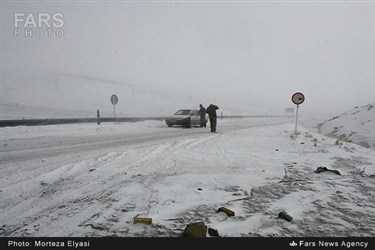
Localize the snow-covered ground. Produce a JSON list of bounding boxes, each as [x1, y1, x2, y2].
[[317, 104, 375, 150], [0, 112, 374, 237]]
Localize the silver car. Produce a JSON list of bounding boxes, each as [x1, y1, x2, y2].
[[165, 109, 207, 128]]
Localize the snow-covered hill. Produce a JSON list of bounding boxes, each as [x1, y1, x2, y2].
[[317, 104, 375, 149]]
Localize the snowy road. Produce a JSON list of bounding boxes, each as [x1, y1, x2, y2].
[[1, 117, 374, 237], [1, 129, 198, 163], [1, 118, 286, 163]]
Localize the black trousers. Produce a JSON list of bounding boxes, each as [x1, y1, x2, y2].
[[200, 116, 206, 127], [209, 116, 217, 132]]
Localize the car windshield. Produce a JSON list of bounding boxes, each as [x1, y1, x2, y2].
[[174, 110, 191, 115]]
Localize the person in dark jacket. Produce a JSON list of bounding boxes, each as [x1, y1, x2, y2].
[[205, 104, 219, 132], [198, 104, 206, 127]]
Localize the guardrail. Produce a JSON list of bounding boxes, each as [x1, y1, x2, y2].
[[0, 115, 291, 127], [0, 117, 167, 127]]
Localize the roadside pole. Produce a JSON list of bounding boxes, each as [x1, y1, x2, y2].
[[294, 105, 299, 134], [291, 92, 305, 134], [110, 94, 118, 123]]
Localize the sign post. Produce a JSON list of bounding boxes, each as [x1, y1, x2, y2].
[[291, 92, 305, 134], [110, 94, 118, 122]]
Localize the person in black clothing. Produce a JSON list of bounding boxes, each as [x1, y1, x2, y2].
[[198, 104, 206, 127], [205, 104, 219, 132]]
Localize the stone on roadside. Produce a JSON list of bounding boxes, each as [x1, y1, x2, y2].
[[217, 207, 235, 217], [182, 222, 207, 237], [278, 211, 293, 222], [208, 228, 219, 237]]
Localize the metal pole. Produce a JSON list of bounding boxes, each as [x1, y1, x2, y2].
[[295, 104, 299, 134], [97, 109, 100, 125], [113, 105, 116, 122]]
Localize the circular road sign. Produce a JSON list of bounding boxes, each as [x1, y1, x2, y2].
[[110, 94, 118, 105], [291, 92, 305, 105]]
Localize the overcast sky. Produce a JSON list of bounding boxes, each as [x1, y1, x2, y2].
[[1, 0, 374, 118]]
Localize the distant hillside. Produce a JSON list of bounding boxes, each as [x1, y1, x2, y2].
[[0, 73, 269, 119], [317, 104, 375, 149]]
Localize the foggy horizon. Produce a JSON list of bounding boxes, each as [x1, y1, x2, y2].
[[1, 1, 374, 119]]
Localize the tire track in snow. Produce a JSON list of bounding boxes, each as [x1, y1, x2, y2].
[[0, 133, 217, 236], [80, 134, 218, 236], [0, 151, 126, 236]]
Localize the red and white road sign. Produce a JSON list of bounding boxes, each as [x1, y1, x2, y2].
[[291, 92, 305, 105]]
